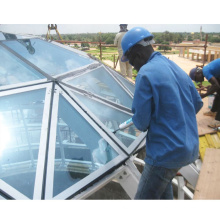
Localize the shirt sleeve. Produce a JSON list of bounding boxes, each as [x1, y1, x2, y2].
[[203, 66, 213, 81], [132, 73, 153, 132]]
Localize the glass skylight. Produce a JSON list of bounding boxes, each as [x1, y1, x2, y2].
[[65, 66, 133, 108], [0, 45, 45, 87], [68, 89, 141, 149], [0, 32, 146, 200], [3, 39, 95, 76], [0, 88, 46, 199], [52, 95, 119, 197]]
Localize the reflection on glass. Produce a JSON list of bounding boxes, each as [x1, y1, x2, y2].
[[0, 46, 45, 87], [0, 89, 46, 199], [109, 68, 135, 95], [67, 67, 133, 109], [53, 95, 118, 197], [3, 39, 94, 76], [72, 91, 140, 148]]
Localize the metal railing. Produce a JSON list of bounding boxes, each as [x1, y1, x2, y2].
[[54, 34, 220, 70]]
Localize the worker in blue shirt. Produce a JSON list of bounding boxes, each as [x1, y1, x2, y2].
[[121, 27, 203, 199], [189, 58, 220, 128]]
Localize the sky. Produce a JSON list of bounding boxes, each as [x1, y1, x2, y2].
[[0, 24, 220, 36], [1, 0, 220, 36]]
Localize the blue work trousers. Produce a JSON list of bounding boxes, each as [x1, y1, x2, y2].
[[134, 163, 179, 200]]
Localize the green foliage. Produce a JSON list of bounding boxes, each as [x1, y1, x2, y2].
[[187, 35, 193, 41], [194, 81, 211, 88], [81, 43, 90, 47], [158, 41, 172, 52], [42, 31, 220, 45], [208, 35, 220, 43], [153, 31, 185, 44]]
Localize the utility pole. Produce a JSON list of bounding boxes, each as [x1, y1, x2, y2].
[[203, 34, 208, 67], [99, 32, 102, 61], [200, 26, 202, 41]]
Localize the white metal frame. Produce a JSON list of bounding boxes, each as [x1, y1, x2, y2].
[[0, 79, 48, 92], [0, 83, 53, 199], [178, 163, 200, 188], [73, 158, 141, 200], [45, 85, 128, 200]]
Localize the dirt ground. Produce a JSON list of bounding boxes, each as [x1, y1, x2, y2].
[[104, 54, 203, 73], [103, 54, 215, 136]]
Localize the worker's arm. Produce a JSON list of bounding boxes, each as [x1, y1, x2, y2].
[[132, 74, 152, 132], [201, 76, 220, 98]]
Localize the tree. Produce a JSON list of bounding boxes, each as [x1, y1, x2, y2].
[[187, 35, 193, 41], [105, 36, 114, 44], [81, 43, 90, 48], [158, 41, 172, 53]]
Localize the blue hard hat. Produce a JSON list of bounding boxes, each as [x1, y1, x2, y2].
[[121, 27, 154, 62], [189, 68, 197, 81]]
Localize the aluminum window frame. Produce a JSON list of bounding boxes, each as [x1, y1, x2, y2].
[[45, 84, 128, 200], [60, 81, 132, 113], [0, 83, 52, 199], [62, 65, 133, 109], [0, 79, 48, 92], [53, 63, 99, 79]]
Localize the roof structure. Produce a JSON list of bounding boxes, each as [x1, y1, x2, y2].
[[0, 32, 147, 199]]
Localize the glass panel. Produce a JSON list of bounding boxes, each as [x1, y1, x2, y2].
[[72, 91, 141, 148], [3, 39, 94, 76], [109, 68, 135, 95], [66, 66, 133, 109], [0, 89, 46, 199], [0, 45, 45, 87], [0, 33, 5, 40], [53, 95, 118, 197]]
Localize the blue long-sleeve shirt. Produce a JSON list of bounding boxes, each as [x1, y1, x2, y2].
[[203, 58, 220, 80], [132, 52, 203, 169]]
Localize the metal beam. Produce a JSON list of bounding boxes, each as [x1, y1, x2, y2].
[[178, 163, 199, 188]]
